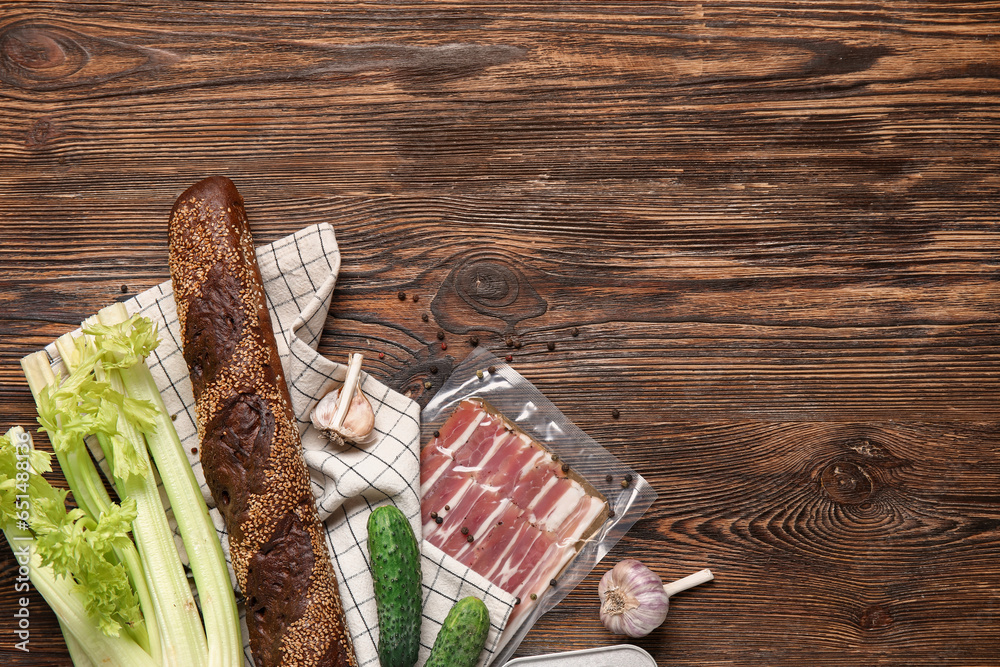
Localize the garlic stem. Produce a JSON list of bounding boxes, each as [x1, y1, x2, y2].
[[662, 569, 714, 597], [331, 353, 364, 431]]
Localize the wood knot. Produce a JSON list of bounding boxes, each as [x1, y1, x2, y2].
[[431, 255, 546, 333], [25, 117, 57, 148], [0, 22, 88, 86], [820, 459, 874, 505], [859, 604, 893, 631]]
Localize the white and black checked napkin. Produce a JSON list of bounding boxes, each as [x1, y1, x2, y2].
[[40, 223, 516, 667]]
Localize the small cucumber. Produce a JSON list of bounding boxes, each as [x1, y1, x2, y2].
[[367, 504, 422, 667], [424, 596, 491, 667]]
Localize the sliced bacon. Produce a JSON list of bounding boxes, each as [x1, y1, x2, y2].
[[419, 399, 607, 634]]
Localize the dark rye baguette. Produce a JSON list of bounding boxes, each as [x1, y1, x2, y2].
[[168, 176, 357, 667]]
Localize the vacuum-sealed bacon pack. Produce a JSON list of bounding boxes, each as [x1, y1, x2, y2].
[[421, 348, 657, 665]]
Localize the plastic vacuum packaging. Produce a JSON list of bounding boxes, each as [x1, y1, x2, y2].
[[421, 348, 657, 666]]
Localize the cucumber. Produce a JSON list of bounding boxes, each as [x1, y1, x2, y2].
[[424, 596, 491, 667], [367, 505, 422, 667]]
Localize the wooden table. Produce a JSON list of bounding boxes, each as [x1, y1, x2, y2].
[[2, 2, 998, 665]]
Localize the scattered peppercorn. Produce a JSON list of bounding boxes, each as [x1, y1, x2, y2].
[[514, 597, 521, 605], [608, 509, 616, 518], [530, 593, 537, 600], [550, 579, 557, 587], [514, 339, 522, 349], [190, 447, 198, 455], [435, 516, 443, 524], [571, 327, 580, 337], [412, 294, 420, 303], [497, 521, 503, 526], [621, 479, 630, 489], [612, 408, 621, 419], [421, 313, 429, 322], [466, 535, 474, 543], [476, 370, 484, 380], [505, 354, 513, 362], [398, 291, 406, 300], [469, 335, 479, 346], [430, 511, 438, 519], [625, 473, 634, 484], [430, 365, 439, 374], [605, 474, 613, 483], [547, 341, 556, 351], [120, 284, 128, 293], [561, 463, 570, 473], [424, 380, 432, 389], [505, 337, 514, 347], [378, 351, 385, 359], [551, 453, 559, 461], [171, 414, 178, 422], [488, 365, 497, 373], [441, 342, 447, 350], [444, 505, 450, 511], [433, 430, 440, 438], [461, 527, 469, 535], [437, 330, 445, 340]]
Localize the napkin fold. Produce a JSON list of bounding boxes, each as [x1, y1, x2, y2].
[[40, 223, 515, 667]]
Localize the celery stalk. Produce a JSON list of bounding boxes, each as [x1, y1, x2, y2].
[[0, 427, 155, 667], [3, 537, 158, 667], [61, 331, 209, 667], [20, 351, 159, 659], [97, 303, 242, 667]]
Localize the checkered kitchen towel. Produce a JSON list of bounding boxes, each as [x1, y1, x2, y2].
[[40, 223, 515, 667]]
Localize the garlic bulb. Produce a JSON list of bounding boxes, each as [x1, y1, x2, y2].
[[311, 353, 375, 447], [598, 559, 713, 637]]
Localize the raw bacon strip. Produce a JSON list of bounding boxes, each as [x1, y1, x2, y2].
[[477, 435, 547, 497], [523, 477, 585, 530], [434, 488, 509, 560], [458, 502, 524, 567], [452, 414, 511, 471], [420, 404, 485, 496], [509, 496, 608, 622], [421, 468, 474, 540], [489, 525, 556, 592]]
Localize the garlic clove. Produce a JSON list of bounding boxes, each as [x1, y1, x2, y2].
[[335, 384, 375, 442], [311, 353, 376, 447]]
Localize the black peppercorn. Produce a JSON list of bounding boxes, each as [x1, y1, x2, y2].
[[421, 313, 429, 322], [435, 516, 443, 524], [469, 335, 479, 346], [437, 330, 445, 340], [398, 291, 406, 300], [547, 341, 556, 351], [612, 408, 620, 419]]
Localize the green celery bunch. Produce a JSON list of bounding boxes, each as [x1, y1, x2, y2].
[[0, 427, 157, 666], [13, 306, 241, 667]]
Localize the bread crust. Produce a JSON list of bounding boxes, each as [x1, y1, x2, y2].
[[169, 176, 357, 667]]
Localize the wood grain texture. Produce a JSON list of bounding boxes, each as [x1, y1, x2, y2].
[[1, 1, 998, 665]]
